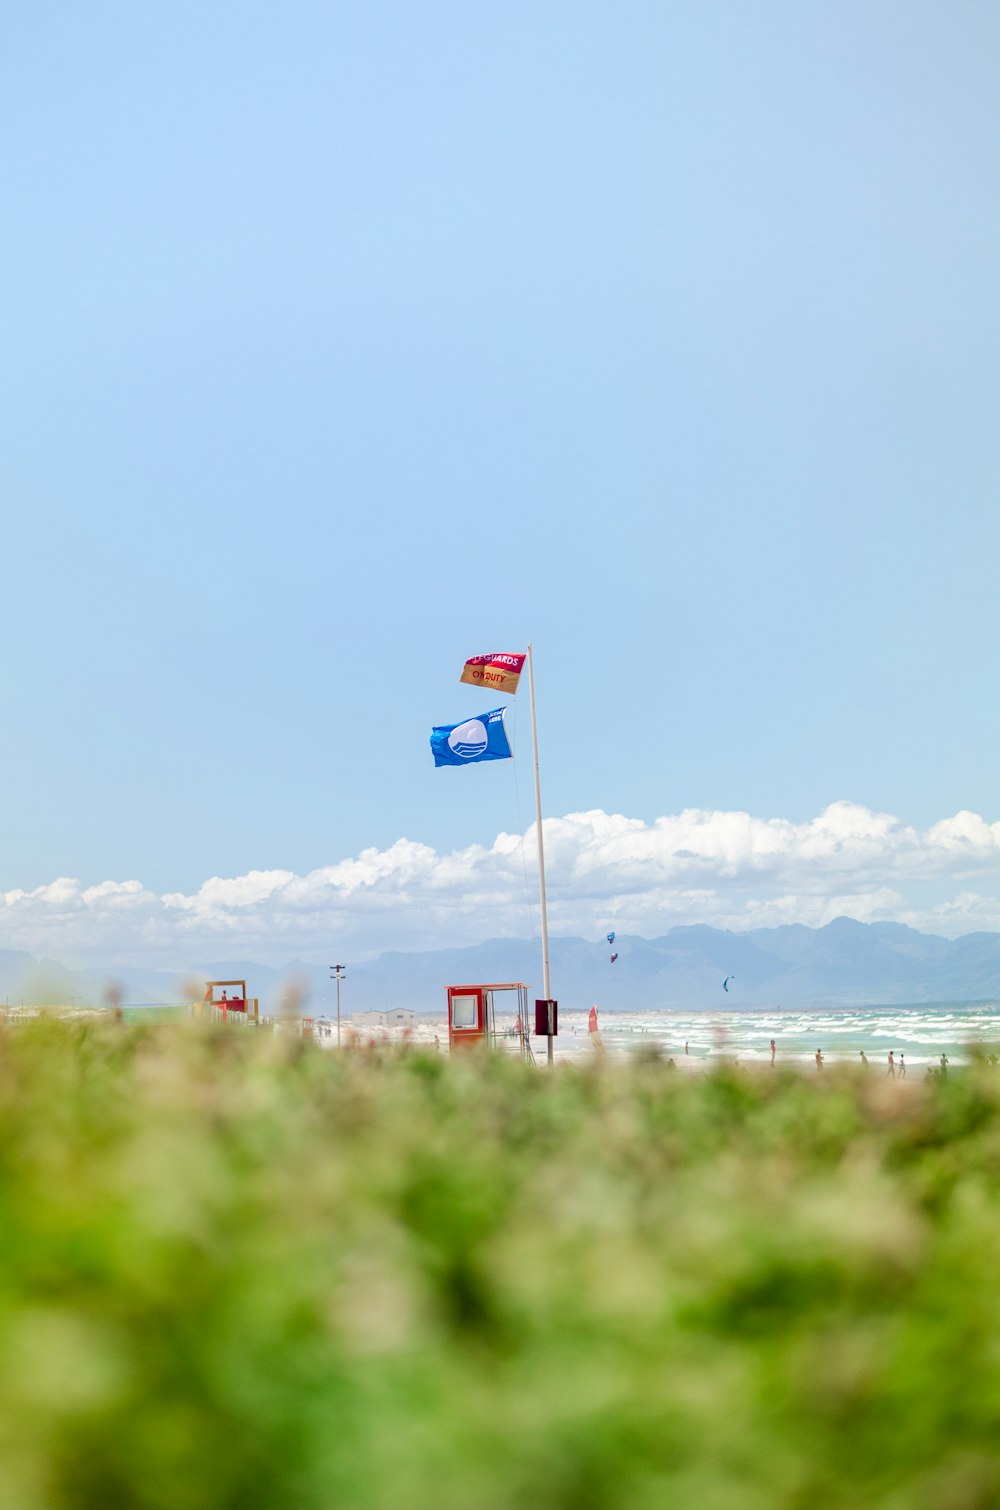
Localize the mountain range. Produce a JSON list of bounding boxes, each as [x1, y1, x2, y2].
[[4, 918, 1000, 1016]]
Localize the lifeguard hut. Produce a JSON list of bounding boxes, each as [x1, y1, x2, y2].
[[202, 979, 259, 1024], [446, 982, 533, 1060]]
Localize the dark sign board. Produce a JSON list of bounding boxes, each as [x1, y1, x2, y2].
[[534, 999, 558, 1036]]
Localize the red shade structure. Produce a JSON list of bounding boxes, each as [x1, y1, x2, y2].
[[201, 980, 259, 1024]]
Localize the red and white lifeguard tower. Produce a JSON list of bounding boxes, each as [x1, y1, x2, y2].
[[446, 982, 533, 1060], [202, 979, 259, 1024]]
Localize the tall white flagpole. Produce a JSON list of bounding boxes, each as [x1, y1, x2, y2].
[[526, 642, 553, 1065]]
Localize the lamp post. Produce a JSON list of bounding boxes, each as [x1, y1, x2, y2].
[[330, 964, 345, 1047]]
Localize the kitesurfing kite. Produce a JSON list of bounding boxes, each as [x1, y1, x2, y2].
[[723, 975, 734, 992], [610, 952, 619, 964], [606, 931, 615, 944]]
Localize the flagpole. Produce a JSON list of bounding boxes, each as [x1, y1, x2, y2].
[[526, 642, 553, 1065]]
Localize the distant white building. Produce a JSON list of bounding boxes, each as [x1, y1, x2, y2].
[[351, 1008, 418, 1031]]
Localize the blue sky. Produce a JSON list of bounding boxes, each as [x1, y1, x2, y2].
[[3, 3, 1000, 965]]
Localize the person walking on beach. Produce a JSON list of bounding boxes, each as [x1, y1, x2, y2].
[[940, 1053, 949, 1078], [684, 1041, 689, 1055], [898, 1053, 906, 1079], [770, 1038, 776, 1067], [815, 1048, 823, 1071], [887, 1051, 895, 1079], [860, 1050, 868, 1066]]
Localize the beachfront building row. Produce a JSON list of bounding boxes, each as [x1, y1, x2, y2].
[[349, 1009, 420, 1032]]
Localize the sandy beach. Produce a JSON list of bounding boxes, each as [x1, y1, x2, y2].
[[335, 1005, 985, 1078]]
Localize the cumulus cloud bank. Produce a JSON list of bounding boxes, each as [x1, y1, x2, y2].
[[5, 802, 1000, 967]]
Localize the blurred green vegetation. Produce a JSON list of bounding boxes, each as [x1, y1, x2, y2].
[[0, 1021, 999, 1509]]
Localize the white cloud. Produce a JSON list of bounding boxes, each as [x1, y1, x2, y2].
[[4, 801, 1000, 968]]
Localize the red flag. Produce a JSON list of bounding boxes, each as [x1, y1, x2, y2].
[[460, 652, 526, 696]]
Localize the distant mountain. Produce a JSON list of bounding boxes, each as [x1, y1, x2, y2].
[[334, 920, 1000, 1014], [0, 949, 89, 1007], [7, 920, 1000, 1016]]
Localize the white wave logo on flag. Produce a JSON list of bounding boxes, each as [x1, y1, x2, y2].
[[447, 718, 489, 759], [430, 706, 511, 767]]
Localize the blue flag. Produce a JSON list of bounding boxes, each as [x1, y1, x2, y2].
[[430, 706, 512, 767]]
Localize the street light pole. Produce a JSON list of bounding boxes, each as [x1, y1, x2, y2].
[[330, 964, 345, 1047]]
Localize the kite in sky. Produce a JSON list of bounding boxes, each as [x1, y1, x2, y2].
[[723, 976, 734, 992], [610, 952, 619, 964], [606, 931, 615, 944]]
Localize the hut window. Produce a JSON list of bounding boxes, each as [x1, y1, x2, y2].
[[451, 994, 478, 1028]]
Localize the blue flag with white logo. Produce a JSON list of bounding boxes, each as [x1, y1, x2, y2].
[[430, 706, 512, 767]]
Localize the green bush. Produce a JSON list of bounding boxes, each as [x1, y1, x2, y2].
[[0, 1020, 998, 1508]]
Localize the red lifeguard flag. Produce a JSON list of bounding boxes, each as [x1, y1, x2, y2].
[[588, 1006, 599, 1034], [460, 652, 526, 696]]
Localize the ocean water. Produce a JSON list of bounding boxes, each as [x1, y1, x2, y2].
[[495, 1004, 1000, 1070]]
